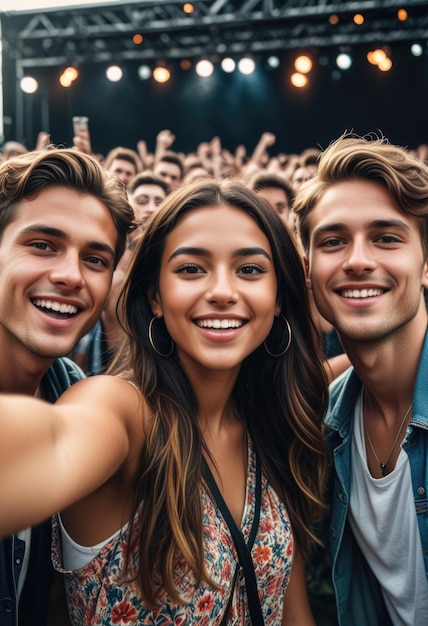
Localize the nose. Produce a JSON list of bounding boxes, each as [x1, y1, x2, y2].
[[49, 250, 84, 290], [205, 267, 239, 305], [342, 237, 377, 274], [146, 199, 157, 215]]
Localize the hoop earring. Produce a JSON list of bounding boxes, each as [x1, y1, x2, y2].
[[264, 314, 292, 357], [148, 316, 174, 357]]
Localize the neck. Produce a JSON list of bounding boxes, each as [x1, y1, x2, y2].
[[341, 317, 426, 409], [0, 341, 52, 396]]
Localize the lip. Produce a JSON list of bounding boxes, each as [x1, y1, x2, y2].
[[193, 315, 248, 341], [334, 284, 388, 306], [31, 296, 86, 325]]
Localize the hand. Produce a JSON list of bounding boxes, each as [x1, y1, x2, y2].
[[260, 132, 276, 148], [156, 129, 175, 151], [35, 131, 51, 151], [72, 128, 92, 154]]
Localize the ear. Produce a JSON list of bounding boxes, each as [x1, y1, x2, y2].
[[303, 255, 312, 289], [274, 302, 281, 317], [147, 287, 163, 318], [421, 258, 428, 291]]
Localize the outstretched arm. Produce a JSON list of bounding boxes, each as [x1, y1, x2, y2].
[[0, 376, 141, 537]]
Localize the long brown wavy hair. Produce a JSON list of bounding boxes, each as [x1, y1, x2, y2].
[[113, 179, 328, 607]]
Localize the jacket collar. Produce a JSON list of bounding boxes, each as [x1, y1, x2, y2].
[[326, 329, 428, 436]]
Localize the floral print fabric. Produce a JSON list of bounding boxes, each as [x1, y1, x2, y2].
[[52, 440, 293, 624]]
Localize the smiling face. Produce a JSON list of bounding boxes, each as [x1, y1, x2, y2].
[[0, 186, 118, 362], [150, 204, 279, 379], [305, 179, 428, 345]]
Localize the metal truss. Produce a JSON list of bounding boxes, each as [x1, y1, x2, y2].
[[2, 0, 428, 69]]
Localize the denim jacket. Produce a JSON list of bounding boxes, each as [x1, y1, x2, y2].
[[0, 358, 84, 626], [325, 331, 428, 626]]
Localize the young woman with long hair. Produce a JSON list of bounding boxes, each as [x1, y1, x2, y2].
[[0, 179, 328, 624]]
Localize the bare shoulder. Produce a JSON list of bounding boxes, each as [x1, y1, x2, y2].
[[56, 374, 146, 435]]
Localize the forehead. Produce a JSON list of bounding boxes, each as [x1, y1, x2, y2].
[[110, 158, 135, 172], [155, 161, 181, 175], [257, 187, 288, 203], [6, 186, 117, 243], [132, 183, 166, 198], [308, 179, 412, 234], [164, 204, 270, 250]]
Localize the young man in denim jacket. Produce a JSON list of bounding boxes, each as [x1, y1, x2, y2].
[[0, 147, 134, 625], [294, 133, 428, 626]]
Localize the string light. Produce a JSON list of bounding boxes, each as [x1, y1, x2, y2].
[[294, 55, 312, 73], [153, 66, 170, 83]]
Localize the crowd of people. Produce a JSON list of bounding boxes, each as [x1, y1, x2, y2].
[[0, 127, 427, 626]]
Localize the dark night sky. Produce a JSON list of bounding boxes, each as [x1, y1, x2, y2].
[[5, 41, 428, 158]]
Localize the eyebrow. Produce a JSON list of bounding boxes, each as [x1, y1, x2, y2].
[[312, 218, 412, 239], [168, 246, 272, 262], [20, 225, 116, 258]]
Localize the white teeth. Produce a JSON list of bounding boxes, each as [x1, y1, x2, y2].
[[33, 298, 78, 315], [196, 319, 243, 329], [341, 288, 384, 299]]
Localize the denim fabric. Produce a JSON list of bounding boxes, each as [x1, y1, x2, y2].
[[325, 331, 428, 625]]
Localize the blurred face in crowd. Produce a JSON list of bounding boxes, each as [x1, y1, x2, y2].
[[107, 159, 137, 188], [255, 186, 295, 234], [153, 161, 182, 192], [291, 166, 312, 193], [129, 183, 166, 226]]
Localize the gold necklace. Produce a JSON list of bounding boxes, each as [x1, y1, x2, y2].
[[364, 401, 412, 477]]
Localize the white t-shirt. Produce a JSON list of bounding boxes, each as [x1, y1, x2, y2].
[[349, 391, 428, 626]]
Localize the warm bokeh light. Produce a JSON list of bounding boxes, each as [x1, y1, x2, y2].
[[290, 72, 307, 88], [180, 59, 192, 70], [329, 14, 339, 25], [133, 33, 143, 45], [294, 55, 312, 73], [153, 66, 171, 83], [59, 66, 79, 87], [378, 58, 393, 72], [353, 14, 364, 26], [106, 65, 123, 82], [367, 49, 387, 65], [221, 58, 236, 73], [238, 57, 255, 75], [183, 3, 194, 14], [195, 59, 214, 77], [397, 8, 408, 22], [20, 76, 38, 93]]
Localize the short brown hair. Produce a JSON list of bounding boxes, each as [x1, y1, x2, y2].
[[294, 132, 428, 255], [0, 147, 136, 265]]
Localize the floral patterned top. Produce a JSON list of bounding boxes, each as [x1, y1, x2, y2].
[[52, 440, 293, 624]]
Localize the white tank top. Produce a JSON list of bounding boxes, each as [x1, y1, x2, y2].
[[58, 514, 122, 571], [349, 391, 428, 626]]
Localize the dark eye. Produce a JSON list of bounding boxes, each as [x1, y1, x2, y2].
[[322, 238, 343, 247], [85, 256, 108, 267], [176, 263, 202, 274], [31, 241, 52, 251], [238, 264, 265, 275], [377, 235, 400, 244]]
